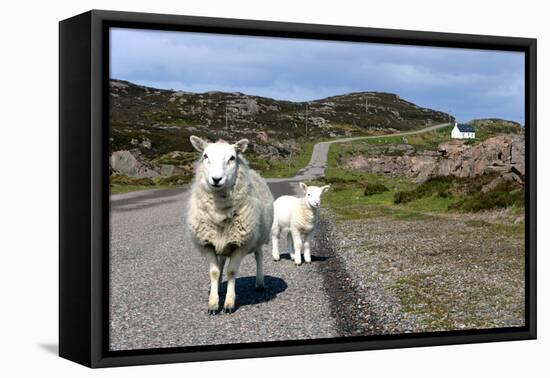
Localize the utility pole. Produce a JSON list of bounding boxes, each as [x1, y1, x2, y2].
[[305, 103, 309, 138], [365, 98, 368, 113], [225, 103, 229, 130]]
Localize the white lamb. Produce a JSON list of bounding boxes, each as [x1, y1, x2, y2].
[[271, 183, 330, 265], [187, 136, 274, 314]]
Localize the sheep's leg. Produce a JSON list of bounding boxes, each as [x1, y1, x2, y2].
[[287, 232, 295, 260], [223, 253, 244, 313], [204, 249, 221, 315], [217, 256, 226, 286], [291, 229, 303, 265], [271, 225, 281, 261], [254, 249, 265, 290], [304, 232, 313, 264]]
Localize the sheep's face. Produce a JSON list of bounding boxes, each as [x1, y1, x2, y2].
[[190, 136, 248, 192], [299, 183, 330, 209]]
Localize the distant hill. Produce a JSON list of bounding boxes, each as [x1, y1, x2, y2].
[[469, 118, 523, 141], [470, 118, 522, 131], [109, 79, 452, 160]]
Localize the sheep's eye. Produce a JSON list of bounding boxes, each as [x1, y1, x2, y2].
[[203, 154, 208, 159], [307, 194, 311, 196], [229, 156, 236, 162]]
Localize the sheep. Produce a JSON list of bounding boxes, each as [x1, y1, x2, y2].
[[271, 183, 330, 265], [187, 136, 274, 314]]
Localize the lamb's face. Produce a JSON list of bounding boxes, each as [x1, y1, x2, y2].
[[299, 183, 330, 209], [190, 136, 248, 192]]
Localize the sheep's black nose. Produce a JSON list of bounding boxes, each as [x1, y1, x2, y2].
[[212, 177, 222, 184]]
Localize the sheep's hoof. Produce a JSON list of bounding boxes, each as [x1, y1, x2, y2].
[[272, 257, 280, 262], [207, 309, 218, 315], [305, 260, 312, 264], [222, 307, 235, 314], [294, 261, 302, 266]]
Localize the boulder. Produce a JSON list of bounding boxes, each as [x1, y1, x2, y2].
[[110, 150, 160, 178]]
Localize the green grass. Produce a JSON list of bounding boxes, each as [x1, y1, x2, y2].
[[465, 219, 525, 236], [404, 195, 462, 213], [470, 119, 522, 143], [110, 174, 191, 194], [154, 151, 198, 166], [251, 142, 315, 178], [391, 274, 455, 330], [349, 125, 453, 149], [449, 182, 524, 212], [317, 143, 524, 222], [393, 175, 524, 213], [364, 182, 389, 196], [311, 143, 431, 220], [394, 176, 455, 204]]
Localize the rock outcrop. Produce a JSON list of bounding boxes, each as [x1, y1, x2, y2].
[[344, 135, 525, 186], [110, 150, 160, 179]]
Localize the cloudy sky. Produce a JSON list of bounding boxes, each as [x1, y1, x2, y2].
[[110, 28, 525, 124]]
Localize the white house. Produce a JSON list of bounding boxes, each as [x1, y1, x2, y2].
[[451, 122, 476, 139]]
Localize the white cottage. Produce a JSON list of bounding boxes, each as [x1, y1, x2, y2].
[[451, 122, 476, 139]]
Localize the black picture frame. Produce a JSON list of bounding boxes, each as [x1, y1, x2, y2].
[[59, 9, 537, 368]]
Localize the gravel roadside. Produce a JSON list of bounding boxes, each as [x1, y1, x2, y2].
[[322, 208, 525, 334]]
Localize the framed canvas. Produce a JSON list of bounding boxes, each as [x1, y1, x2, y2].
[[59, 10, 537, 368]]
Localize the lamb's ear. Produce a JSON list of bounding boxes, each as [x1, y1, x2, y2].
[[299, 182, 308, 193], [322, 185, 331, 193], [190, 135, 209, 153], [233, 139, 249, 153]]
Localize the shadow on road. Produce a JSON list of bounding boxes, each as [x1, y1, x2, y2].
[[111, 198, 180, 213], [278, 253, 329, 262], [219, 275, 287, 311], [110, 187, 186, 207]]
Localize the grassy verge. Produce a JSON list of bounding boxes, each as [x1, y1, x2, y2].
[[311, 143, 524, 222], [249, 142, 315, 178], [109, 141, 314, 193], [110, 174, 191, 195], [348, 125, 453, 149]]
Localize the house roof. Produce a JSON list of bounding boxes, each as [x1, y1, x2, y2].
[[457, 123, 475, 133]]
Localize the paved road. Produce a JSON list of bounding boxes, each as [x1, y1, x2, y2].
[[110, 184, 341, 350], [289, 122, 450, 182], [109, 123, 450, 350]]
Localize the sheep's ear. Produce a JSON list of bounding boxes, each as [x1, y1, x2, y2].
[[233, 139, 249, 153], [299, 182, 308, 193], [322, 185, 331, 193], [190, 135, 209, 153]]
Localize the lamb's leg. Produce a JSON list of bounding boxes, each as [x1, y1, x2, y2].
[[204, 249, 221, 315], [271, 225, 281, 261], [223, 253, 244, 313], [254, 249, 265, 290], [304, 232, 313, 264], [291, 229, 303, 265], [287, 232, 295, 260]]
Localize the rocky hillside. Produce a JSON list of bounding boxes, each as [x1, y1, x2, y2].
[[468, 118, 523, 140], [109, 79, 451, 165], [344, 135, 525, 190]]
